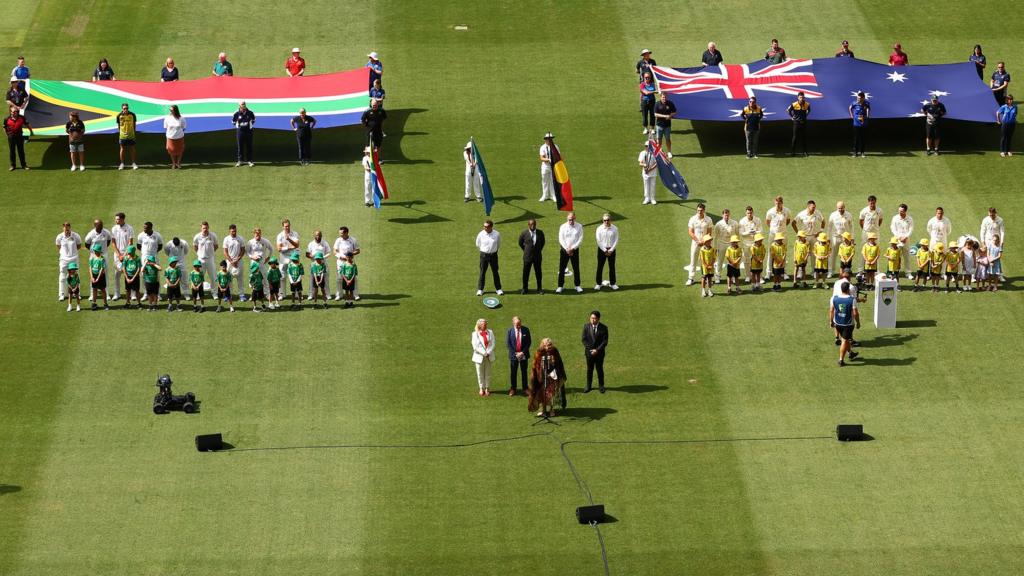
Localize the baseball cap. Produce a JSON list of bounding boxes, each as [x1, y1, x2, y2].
[[127, 245, 137, 254], [774, 232, 785, 241], [169, 256, 179, 264], [292, 47, 301, 53], [290, 252, 300, 261], [191, 259, 201, 266], [67, 261, 78, 270]]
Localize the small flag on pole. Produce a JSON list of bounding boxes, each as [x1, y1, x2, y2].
[[470, 138, 495, 216], [648, 139, 689, 200], [371, 148, 389, 210]]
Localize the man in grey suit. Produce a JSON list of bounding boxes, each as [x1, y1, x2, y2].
[[518, 219, 545, 294]]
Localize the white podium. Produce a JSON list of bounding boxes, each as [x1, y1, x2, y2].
[[873, 277, 898, 328]]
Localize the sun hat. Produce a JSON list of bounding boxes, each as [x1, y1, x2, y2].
[[817, 233, 828, 241], [292, 47, 301, 53], [920, 238, 930, 246], [842, 232, 852, 240], [92, 243, 103, 252], [314, 251, 324, 259], [701, 233, 712, 242], [67, 262, 78, 270], [640, 49, 652, 55], [797, 230, 807, 238], [290, 252, 300, 261], [754, 233, 765, 241], [250, 262, 259, 271], [192, 259, 201, 267], [367, 51, 379, 60], [146, 254, 156, 262], [269, 256, 278, 264], [169, 256, 179, 264], [774, 232, 785, 241], [729, 234, 740, 242], [867, 232, 878, 240]]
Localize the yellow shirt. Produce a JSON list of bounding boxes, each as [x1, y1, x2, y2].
[[945, 251, 960, 272], [770, 242, 787, 268], [725, 245, 742, 267], [862, 243, 880, 271], [917, 249, 931, 271], [699, 245, 716, 274], [885, 246, 901, 272], [794, 240, 810, 265], [838, 242, 856, 264], [749, 244, 766, 270], [813, 241, 830, 268], [930, 249, 945, 272]]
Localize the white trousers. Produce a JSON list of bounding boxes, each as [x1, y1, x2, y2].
[[642, 173, 656, 203], [741, 238, 755, 274], [465, 168, 481, 199], [113, 258, 124, 297], [364, 171, 373, 204], [687, 240, 700, 279], [198, 257, 217, 292], [228, 263, 246, 293], [475, 359, 492, 391], [540, 166, 555, 201], [714, 244, 729, 276], [829, 236, 843, 273], [897, 244, 911, 274], [58, 260, 76, 298]]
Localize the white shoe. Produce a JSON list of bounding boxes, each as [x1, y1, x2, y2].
[[708, 291, 714, 297], [117, 163, 124, 170], [650, 200, 657, 205], [131, 163, 138, 170], [783, 274, 791, 280], [594, 284, 601, 291], [235, 161, 241, 167], [611, 284, 619, 290], [67, 304, 72, 312], [685, 279, 694, 286], [70, 165, 76, 172], [76, 305, 81, 311], [643, 128, 649, 134], [334, 294, 341, 300], [354, 295, 361, 301], [575, 286, 583, 293], [642, 200, 650, 205], [230, 307, 235, 312], [538, 197, 546, 202], [476, 290, 483, 296], [496, 289, 504, 295], [306, 295, 313, 301], [79, 165, 85, 171], [248, 161, 254, 167], [907, 273, 914, 280], [667, 152, 673, 159], [555, 287, 563, 294]]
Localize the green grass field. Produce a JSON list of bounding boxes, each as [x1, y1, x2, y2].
[[2, 1, 1024, 574]]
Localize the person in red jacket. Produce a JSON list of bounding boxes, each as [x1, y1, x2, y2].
[[4, 105, 32, 170]]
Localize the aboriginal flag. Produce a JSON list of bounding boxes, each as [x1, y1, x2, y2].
[[550, 145, 573, 212]]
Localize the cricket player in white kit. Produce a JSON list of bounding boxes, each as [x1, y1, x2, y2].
[[858, 195, 884, 244], [926, 207, 952, 246], [55, 221, 82, 300], [276, 219, 300, 271], [109, 212, 134, 300], [246, 227, 273, 294], [712, 208, 739, 282], [686, 203, 713, 285], [827, 201, 854, 274], [84, 219, 112, 302], [306, 229, 331, 300], [332, 226, 361, 300], [765, 196, 791, 279], [980, 207, 1006, 279], [638, 143, 657, 205], [362, 147, 374, 207], [222, 224, 247, 298], [539, 132, 558, 202], [192, 222, 219, 289], [737, 206, 762, 281], [464, 142, 481, 202], [889, 203, 915, 278]]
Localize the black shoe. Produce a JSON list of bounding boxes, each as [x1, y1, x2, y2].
[[599, 387, 605, 394], [838, 359, 845, 367], [851, 340, 861, 347], [464, 197, 471, 203], [849, 351, 860, 360], [583, 387, 592, 393], [520, 289, 528, 295], [835, 338, 841, 346]]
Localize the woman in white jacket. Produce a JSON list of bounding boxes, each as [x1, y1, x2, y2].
[[471, 318, 495, 396]]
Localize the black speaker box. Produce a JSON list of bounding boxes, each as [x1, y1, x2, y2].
[[576, 504, 605, 524], [195, 433, 223, 452], [836, 424, 864, 441]]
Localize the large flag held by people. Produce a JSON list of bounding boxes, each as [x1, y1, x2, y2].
[[22, 69, 370, 136], [647, 139, 689, 200], [549, 144, 574, 212], [371, 149, 389, 210], [652, 58, 996, 122], [470, 138, 495, 216]]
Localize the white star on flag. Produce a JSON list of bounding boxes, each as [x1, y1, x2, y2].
[[920, 100, 931, 106], [850, 91, 872, 100], [928, 90, 950, 97], [886, 71, 907, 83]]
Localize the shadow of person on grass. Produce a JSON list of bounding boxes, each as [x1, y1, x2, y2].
[[854, 356, 917, 366], [0, 484, 22, 495], [609, 384, 669, 394], [556, 406, 617, 423], [858, 333, 918, 348], [387, 200, 452, 225]]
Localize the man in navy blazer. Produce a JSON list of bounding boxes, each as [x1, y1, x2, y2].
[[506, 315, 532, 396], [582, 310, 609, 393]]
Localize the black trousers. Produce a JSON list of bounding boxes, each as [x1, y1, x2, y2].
[[852, 126, 866, 154], [509, 357, 528, 390], [640, 99, 655, 128], [1000, 122, 1015, 154], [558, 249, 580, 288], [596, 250, 616, 285], [8, 134, 26, 168], [236, 129, 253, 162], [369, 130, 383, 150], [585, 351, 605, 389], [522, 259, 542, 291], [478, 252, 501, 291], [297, 133, 312, 161], [791, 122, 807, 154]]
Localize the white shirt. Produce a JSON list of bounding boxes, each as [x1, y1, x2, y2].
[[540, 143, 558, 168], [333, 236, 360, 261], [277, 230, 300, 257], [164, 239, 189, 260], [596, 224, 619, 251], [110, 223, 135, 253], [362, 155, 373, 173], [859, 206, 884, 233], [794, 209, 825, 236], [638, 149, 656, 174], [223, 234, 246, 261], [738, 215, 762, 237], [558, 221, 584, 250], [926, 216, 951, 245], [192, 231, 219, 259], [55, 231, 82, 263], [832, 279, 859, 308], [765, 206, 792, 234], [307, 239, 330, 259], [163, 115, 186, 140], [827, 210, 854, 237], [246, 237, 273, 261], [980, 215, 1005, 245], [688, 214, 713, 241], [890, 214, 914, 241], [84, 228, 112, 251], [713, 218, 739, 245], [476, 230, 500, 254], [137, 231, 164, 258], [464, 149, 475, 173]]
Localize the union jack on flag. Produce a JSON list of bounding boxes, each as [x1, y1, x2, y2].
[[652, 59, 821, 100]]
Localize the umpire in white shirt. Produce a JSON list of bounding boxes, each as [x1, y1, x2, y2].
[[557, 211, 584, 293], [595, 213, 619, 290], [56, 221, 83, 300], [890, 204, 915, 278], [686, 203, 713, 285], [476, 220, 503, 296], [246, 227, 273, 294], [222, 224, 247, 298], [110, 212, 134, 300], [192, 221, 219, 287]]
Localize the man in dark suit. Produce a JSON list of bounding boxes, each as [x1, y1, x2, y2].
[[581, 310, 609, 393], [505, 315, 532, 396], [518, 219, 545, 294]]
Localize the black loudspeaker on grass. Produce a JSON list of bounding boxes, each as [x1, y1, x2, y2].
[[836, 424, 865, 441], [195, 433, 223, 452], [576, 504, 606, 524]]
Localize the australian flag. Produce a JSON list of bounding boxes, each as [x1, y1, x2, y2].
[[652, 58, 996, 122], [647, 139, 688, 200]]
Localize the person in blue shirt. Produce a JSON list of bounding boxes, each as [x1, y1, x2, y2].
[[369, 79, 385, 109], [997, 94, 1017, 157], [849, 92, 870, 157], [366, 51, 382, 90], [991, 62, 1011, 106], [232, 101, 256, 166], [11, 56, 29, 89], [161, 58, 179, 82], [829, 281, 860, 367], [639, 73, 656, 134], [969, 45, 987, 80], [922, 96, 946, 156]]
